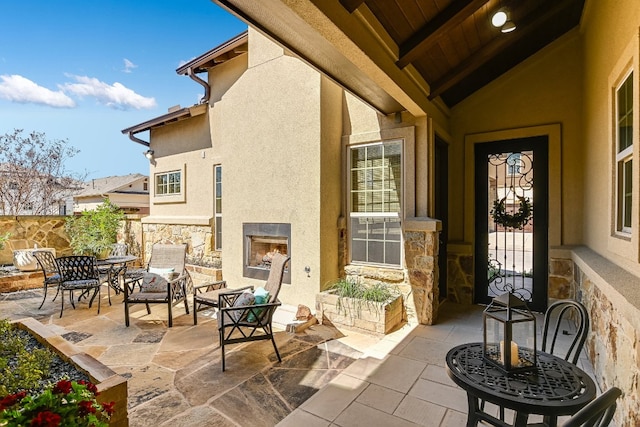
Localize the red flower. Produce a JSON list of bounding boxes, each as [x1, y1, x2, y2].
[[101, 401, 116, 416], [78, 380, 99, 395], [78, 400, 97, 416], [0, 391, 27, 410], [30, 410, 62, 427], [52, 380, 73, 395]]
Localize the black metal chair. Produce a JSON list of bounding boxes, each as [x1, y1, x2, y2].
[[32, 250, 62, 310], [123, 243, 191, 327], [216, 253, 290, 371], [542, 299, 590, 365], [562, 387, 622, 427], [56, 255, 101, 318]]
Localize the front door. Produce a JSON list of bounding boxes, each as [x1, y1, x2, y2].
[[474, 136, 548, 312]]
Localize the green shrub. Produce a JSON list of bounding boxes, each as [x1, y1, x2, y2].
[[65, 199, 124, 257], [328, 278, 400, 319], [0, 320, 54, 397]]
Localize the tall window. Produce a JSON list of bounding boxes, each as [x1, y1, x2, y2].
[[616, 72, 633, 233], [349, 140, 402, 266], [155, 171, 181, 196], [215, 165, 222, 250]]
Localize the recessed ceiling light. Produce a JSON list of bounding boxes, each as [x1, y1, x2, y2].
[[492, 11, 508, 27]]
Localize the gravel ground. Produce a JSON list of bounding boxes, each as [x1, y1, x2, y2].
[[3, 328, 90, 396]]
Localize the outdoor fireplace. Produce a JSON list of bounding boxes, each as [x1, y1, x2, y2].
[[243, 223, 291, 283]]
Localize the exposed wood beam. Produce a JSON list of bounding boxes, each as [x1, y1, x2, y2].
[[339, 0, 366, 14], [428, 0, 575, 100], [396, 0, 487, 69]]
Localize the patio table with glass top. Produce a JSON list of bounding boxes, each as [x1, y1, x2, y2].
[[445, 342, 596, 427]]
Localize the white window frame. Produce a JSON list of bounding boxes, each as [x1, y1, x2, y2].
[[214, 164, 222, 251], [616, 71, 634, 234], [348, 139, 403, 267], [607, 34, 639, 262], [152, 164, 186, 204]]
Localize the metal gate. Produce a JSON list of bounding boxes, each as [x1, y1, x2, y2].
[[474, 137, 548, 312]]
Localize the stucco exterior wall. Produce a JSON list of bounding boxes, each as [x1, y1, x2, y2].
[[148, 112, 213, 220], [212, 28, 341, 308], [581, 0, 640, 273], [449, 30, 583, 248]]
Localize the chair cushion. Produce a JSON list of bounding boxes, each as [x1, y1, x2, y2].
[[148, 267, 175, 280], [246, 287, 270, 322], [140, 272, 168, 293], [127, 291, 169, 302], [195, 288, 228, 306], [231, 291, 255, 322]]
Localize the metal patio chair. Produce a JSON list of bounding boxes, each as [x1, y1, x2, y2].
[[56, 255, 101, 318], [542, 299, 590, 365], [216, 253, 290, 371], [562, 387, 622, 427], [123, 243, 191, 327], [32, 250, 62, 310]]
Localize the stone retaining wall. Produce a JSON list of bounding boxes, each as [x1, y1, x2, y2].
[[0, 215, 143, 266], [557, 247, 640, 426]]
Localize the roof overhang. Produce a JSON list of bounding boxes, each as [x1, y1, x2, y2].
[[213, 0, 428, 116], [176, 30, 249, 75], [121, 104, 207, 144]]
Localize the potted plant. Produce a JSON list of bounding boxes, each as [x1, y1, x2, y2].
[[65, 200, 124, 259], [316, 278, 404, 335]]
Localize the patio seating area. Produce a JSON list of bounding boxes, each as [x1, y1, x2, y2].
[[0, 283, 603, 427]]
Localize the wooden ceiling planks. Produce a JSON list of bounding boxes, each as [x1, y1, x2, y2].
[[341, 0, 585, 107]]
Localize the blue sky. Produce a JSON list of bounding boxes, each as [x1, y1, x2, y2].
[[0, 0, 246, 179]]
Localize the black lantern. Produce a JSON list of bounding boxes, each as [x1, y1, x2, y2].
[[483, 292, 537, 373]]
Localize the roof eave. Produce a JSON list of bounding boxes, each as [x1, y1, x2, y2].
[[121, 104, 207, 135], [176, 30, 249, 75]]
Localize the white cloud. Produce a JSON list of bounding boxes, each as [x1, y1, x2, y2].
[[61, 75, 156, 110], [0, 74, 75, 107], [123, 58, 137, 73]]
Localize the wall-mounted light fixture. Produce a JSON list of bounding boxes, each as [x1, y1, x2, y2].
[[144, 149, 154, 161]]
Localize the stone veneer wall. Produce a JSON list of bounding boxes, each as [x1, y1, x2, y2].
[[141, 223, 221, 286], [448, 246, 575, 305], [552, 247, 640, 426], [0, 216, 72, 264], [344, 218, 441, 325], [446, 247, 473, 304]]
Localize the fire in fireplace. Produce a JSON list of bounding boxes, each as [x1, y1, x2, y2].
[[243, 223, 291, 283]]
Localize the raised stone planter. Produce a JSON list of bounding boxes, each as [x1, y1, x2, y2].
[[315, 290, 404, 335], [12, 317, 129, 427]]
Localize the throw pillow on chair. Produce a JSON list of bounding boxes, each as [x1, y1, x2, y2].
[[140, 273, 168, 292]]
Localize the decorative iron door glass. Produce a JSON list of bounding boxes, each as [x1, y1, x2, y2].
[[474, 136, 549, 312], [487, 151, 534, 301]]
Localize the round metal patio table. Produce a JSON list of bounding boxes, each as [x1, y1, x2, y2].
[[96, 255, 138, 297], [445, 342, 596, 427]]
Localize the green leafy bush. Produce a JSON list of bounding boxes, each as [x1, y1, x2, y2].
[[0, 320, 54, 397], [65, 199, 124, 257]]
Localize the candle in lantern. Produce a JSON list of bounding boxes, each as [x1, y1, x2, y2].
[[499, 340, 519, 367]]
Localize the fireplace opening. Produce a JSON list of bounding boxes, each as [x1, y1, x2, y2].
[[243, 223, 291, 283]]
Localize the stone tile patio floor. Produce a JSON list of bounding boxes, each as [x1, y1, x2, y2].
[[0, 287, 600, 427]]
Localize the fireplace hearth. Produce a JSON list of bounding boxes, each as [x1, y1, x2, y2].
[[243, 223, 291, 283]]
